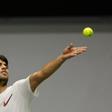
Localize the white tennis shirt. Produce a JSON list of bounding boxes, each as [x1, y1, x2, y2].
[[0, 76, 39, 112]]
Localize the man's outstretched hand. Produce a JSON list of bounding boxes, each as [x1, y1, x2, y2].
[[62, 43, 87, 60]]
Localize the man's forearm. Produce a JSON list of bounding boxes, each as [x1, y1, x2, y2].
[[29, 55, 66, 92], [40, 55, 66, 80]]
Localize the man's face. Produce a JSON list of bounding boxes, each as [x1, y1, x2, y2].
[[0, 59, 9, 82]]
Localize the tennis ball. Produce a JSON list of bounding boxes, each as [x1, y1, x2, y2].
[[82, 27, 94, 37]]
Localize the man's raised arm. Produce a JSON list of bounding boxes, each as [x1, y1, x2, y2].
[[29, 43, 87, 92]]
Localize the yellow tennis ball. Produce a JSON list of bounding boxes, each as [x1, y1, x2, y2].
[[82, 27, 94, 37]]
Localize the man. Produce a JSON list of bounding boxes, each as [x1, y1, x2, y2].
[[0, 43, 87, 112]]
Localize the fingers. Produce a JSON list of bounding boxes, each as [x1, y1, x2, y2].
[[63, 42, 87, 56], [70, 46, 87, 56], [63, 43, 87, 59], [67, 43, 87, 50], [74, 47, 87, 55], [72, 46, 87, 51], [79, 46, 88, 52]]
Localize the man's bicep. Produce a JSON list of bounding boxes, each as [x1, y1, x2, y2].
[[29, 71, 45, 92]]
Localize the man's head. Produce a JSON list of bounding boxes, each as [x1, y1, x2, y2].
[[0, 55, 9, 86]]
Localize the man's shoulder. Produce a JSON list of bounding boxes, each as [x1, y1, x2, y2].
[[13, 77, 29, 85]]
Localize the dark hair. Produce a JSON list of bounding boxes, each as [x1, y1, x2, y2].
[[0, 55, 8, 66]]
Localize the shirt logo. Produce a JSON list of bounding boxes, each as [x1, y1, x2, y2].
[[3, 94, 13, 107]]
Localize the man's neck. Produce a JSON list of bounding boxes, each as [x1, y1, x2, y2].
[[0, 85, 7, 93]]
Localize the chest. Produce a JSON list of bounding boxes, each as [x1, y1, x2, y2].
[[0, 87, 13, 108]]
